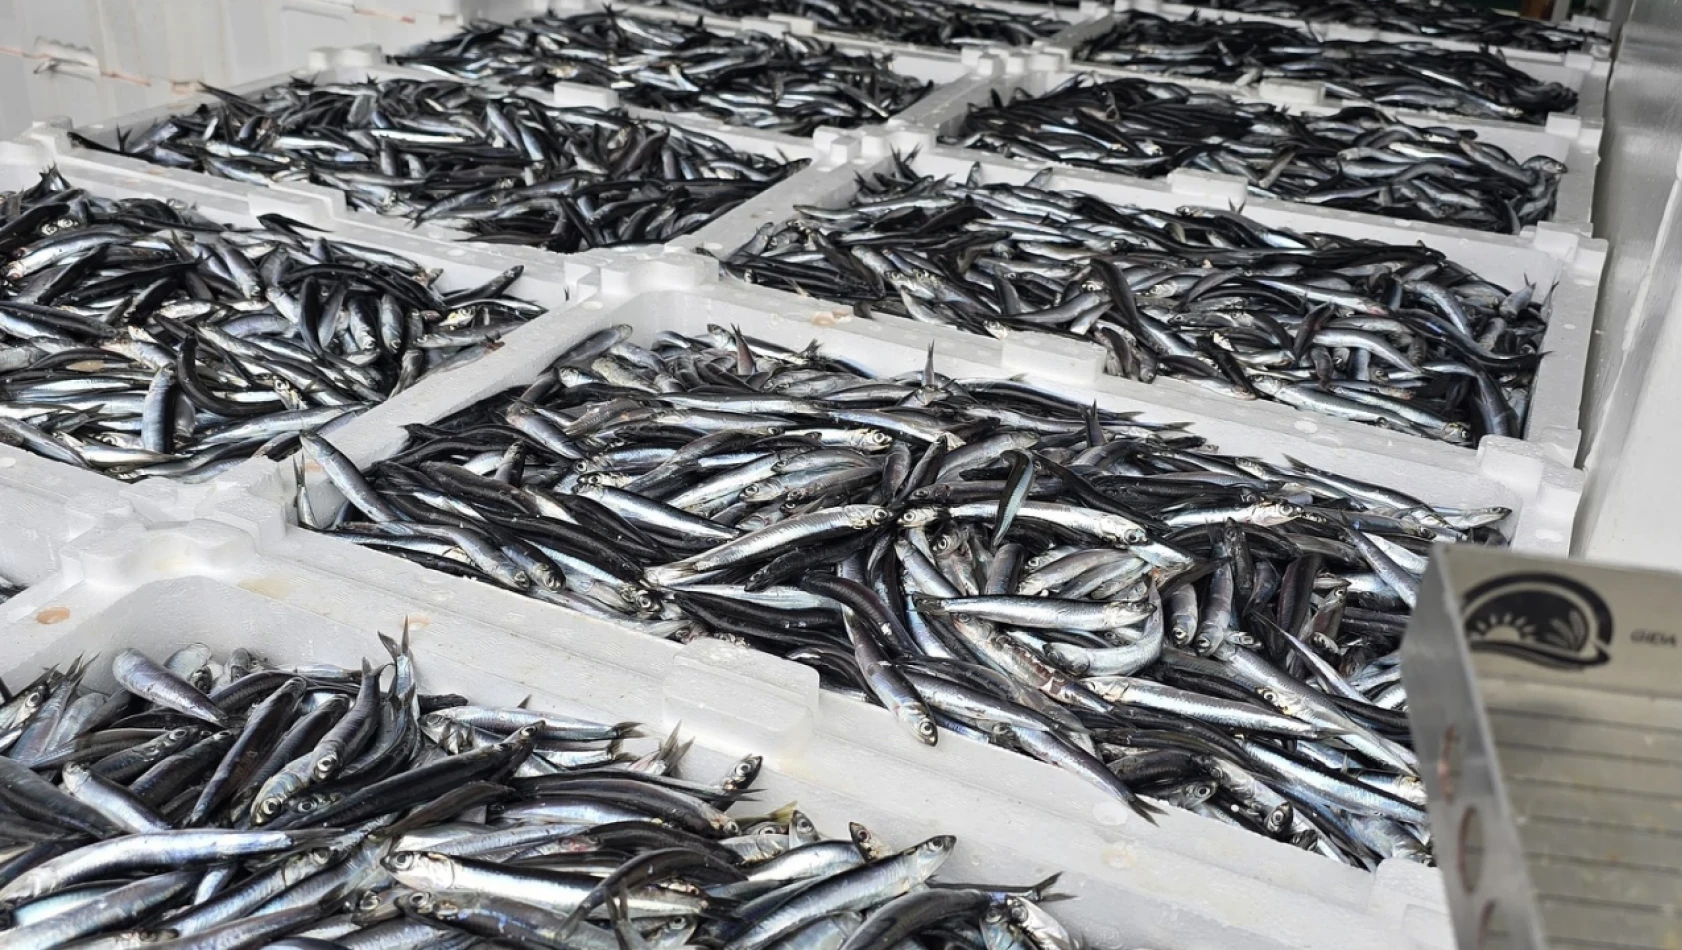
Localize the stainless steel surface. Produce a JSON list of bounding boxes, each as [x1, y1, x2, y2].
[[1405, 546, 1682, 950], [1574, 0, 1682, 561]]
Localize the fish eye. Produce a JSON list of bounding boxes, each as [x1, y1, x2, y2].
[[918, 719, 936, 737]]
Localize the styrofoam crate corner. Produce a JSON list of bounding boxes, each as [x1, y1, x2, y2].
[[0, 449, 140, 590], [0, 525, 1455, 950]]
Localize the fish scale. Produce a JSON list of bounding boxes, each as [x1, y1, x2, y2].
[[300, 324, 1508, 864], [944, 75, 1565, 235], [102, 77, 808, 253]]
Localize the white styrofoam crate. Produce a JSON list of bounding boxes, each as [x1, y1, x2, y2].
[[683, 130, 1605, 470], [1106, 0, 1613, 63], [48, 48, 830, 266], [888, 59, 1601, 235], [1049, 14, 1611, 126], [0, 249, 1582, 950], [0, 147, 602, 568], [0, 517, 1438, 950], [180, 262, 1573, 948]]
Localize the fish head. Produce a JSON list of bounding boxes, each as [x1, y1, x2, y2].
[[907, 834, 958, 875], [788, 809, 819, 843], [1099, 516, 1148, 547], [1441, 422, 1471, 444], [849, 822, 893, 860], [310, 748, 343, 782], [849, 505, 894, 529], [899, 507, 941, 528], [739, 479, 785, 502], [650, 917, 700, 950], [897, 702, 939, 746], [1041, 643, 1090, 676], [1265, 802, 1294, 834], [722, 754, 762, 793], [253, 771, 306, 826], [382, 850, 458, 890], [525, 561, 564, 592], [401, 891, 460, 921], [853, 429, 894, 450]]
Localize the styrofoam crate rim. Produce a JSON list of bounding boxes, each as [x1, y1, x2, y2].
[[687, 141, 1601, 471]]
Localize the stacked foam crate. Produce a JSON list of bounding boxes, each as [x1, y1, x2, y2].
[[0, 1, 1611, 947]]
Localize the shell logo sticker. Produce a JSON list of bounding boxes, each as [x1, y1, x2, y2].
[[1460, 572, 1613, 670]]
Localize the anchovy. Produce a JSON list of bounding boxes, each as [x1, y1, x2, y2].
[[106, 78, 806, 252], [395, 11, 933, 136], [646, 0, 1066, 48], [1, 644, 1084, 950], [302, 326, 1506, 863], [725, 158, 1544, 444], [1075, 12, 1578, 124], [1167, 0, 1598, 53], [945, 75, 1564, 234], [0, 169, 550, 481]]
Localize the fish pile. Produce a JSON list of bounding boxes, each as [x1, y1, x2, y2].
[[1171, 0, 1598, 53], [1075, 12, 1578, 124], [644, 0, 1066, 49], [0, 574, 19, 604], [97, 78, 808, 253], [0, 642, 1089, 949], [395, 12, 934, 136], [302, 325, 1502, 865], [0, 169, 548, 482], [725, 158, 1545, 444], [944, 75, 1563, 234]]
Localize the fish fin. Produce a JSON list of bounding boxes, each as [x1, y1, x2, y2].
[[1027, 871, 1064, 900], [1130, 795, 1168, 825]]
